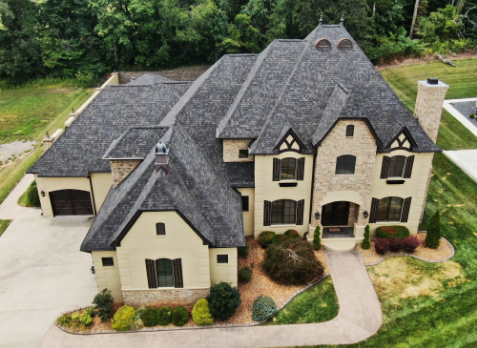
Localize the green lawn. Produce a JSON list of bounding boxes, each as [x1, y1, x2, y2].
[[0, 220, 11, 237], [17, 180, 40, 207]]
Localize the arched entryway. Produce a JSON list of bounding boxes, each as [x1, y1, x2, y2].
[[321, 201, 360, 238], [49, 190, 93, 216]]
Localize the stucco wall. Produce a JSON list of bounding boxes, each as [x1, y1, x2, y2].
[[90, 173, 112, 212], [254, 152, 314, 238], [236, 188, 255, 236], [223, 139, 253, 162], [209, 248, 238, 287], [91, 251, 123, 303]]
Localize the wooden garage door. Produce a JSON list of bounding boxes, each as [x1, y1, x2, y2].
[[49, 190, 93, 216]]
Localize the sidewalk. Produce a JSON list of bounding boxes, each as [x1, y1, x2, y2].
[[0, 174, 36, 220]]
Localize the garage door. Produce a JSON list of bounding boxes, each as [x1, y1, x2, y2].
[[49, 190, 93, 216]]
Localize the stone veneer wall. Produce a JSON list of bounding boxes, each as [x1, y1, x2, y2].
[[111, 160, 142, 187], [311, 120, 377, 227], [223, 139, 253, 162], [123, 288, 210, 307]]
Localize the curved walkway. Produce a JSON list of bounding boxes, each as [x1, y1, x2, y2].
[[40, 248, 382, 348], [0, 173, 35, 219]]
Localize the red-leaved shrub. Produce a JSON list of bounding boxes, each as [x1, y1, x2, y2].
[[403, 236, 420, 253], [290, 230, 298, 236], [388, 237, 405, 252], [374, 238, 389, 254]]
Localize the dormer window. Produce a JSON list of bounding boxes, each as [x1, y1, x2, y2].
[[337, 39, 353, 49], [315, 39, 331, 49]]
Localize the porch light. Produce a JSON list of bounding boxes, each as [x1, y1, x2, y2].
[[91, 266, 95, 274], [315, 212, 321, 220], [363, 210, 369, 219], [41, 191, 45, 197]]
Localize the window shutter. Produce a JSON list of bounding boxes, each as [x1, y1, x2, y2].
[[273, 158, 280, 181], [401, 197, 412, 222], [173, 259, 183, 288], [264, 200, 271, 226], [145, 259, 157, 289], [369, 198, 379, 223], [381, 156, 390, 179], [404, 156, 414, 178], [296, 200, 305, 225], [297, 158, 305, 180]]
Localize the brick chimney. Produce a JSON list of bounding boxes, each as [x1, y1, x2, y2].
[[414, 78, 449, 143]]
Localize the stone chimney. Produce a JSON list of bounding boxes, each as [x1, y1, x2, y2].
[[154, 141, 171, 174], [111, 160, 141, 187], [414, 78, 449, 143]]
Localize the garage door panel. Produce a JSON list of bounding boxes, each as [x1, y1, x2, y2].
[[50, 190, 93, 216]]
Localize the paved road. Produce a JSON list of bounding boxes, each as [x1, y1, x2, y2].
[[40, 248, 382, 348], [0, 209, 96, 348], [0, 174, 35, 220]]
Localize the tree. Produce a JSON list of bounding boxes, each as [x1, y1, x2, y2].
[[313, 225, 322, 250], [425, 210, 441, 249], [361, 225, 371, 249]]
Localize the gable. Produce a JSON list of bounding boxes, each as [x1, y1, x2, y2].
[[390, 129, 416, 151], [279, 134, 301, 152]]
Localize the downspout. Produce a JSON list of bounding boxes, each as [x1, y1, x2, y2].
[[309, 148, 318, 224], [88, 175, 97, 215]]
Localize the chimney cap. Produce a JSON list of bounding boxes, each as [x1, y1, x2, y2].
[[155, 141, 169, 155], [427, 78, 439, 85]]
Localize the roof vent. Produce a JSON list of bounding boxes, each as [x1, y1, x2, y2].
[[130, 76, 137, 82], [155, 141, 171, 174], [315, 39, 331, 49], [427, 78, 438, 85]]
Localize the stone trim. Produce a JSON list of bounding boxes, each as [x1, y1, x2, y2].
[[223, 139, 253, 162], [110, 160, 141, 187], [123, 288, 210, 307]]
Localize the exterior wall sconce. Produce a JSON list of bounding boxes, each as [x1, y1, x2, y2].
[[41, 191, 45, 197], [315, 212, 321, 220], [363, 211, 369, 219], [91, 266, 95, 274]]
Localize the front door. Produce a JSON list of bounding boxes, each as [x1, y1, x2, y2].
[[321, 201, 350, 226]]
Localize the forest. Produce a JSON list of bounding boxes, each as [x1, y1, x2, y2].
[[1, 0, 477, 86]]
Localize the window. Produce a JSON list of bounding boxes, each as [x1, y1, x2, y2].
[[337, 39, 353, 48], [239, 149, 249, 158], [156, 223, 166, 235], [102, 257, 114, 267], [156, 259, 174, 287], [315, 39, 331, 49], [217, 255, 228, 263], [241, 196, 249, 212], [346, 125, 354, 137], [335, 155, 356, 175], [281, 158, 297, 180], [376, 197, 403, 222], [387, 156, 406, 177], [271, 199, 296, 225]]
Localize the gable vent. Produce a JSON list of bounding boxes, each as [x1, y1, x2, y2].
[[315, 39, 331, 49], [337, 39, 353, 49]]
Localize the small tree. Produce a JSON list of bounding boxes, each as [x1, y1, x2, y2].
[[206, 282, 241, 321], [93, 288, 114, 322], [425, 210, 441, 249], [361, 225, 371, 250], [313, 225, 322, 250]]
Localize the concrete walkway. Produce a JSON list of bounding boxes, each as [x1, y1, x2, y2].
[[444, 150, 477, 182], [0, 173, 35, 219], [443, 98, 477, 138], [40, 248, 382, 348]]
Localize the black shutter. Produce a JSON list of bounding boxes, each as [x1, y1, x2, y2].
[[264, 200, 272, 226], [173, 259, 183, 288], [145, 259, 157, 289], [297, 158, 305, 180], [369, 198, 379, 223], [401, 197, 412, 222], [404, 156, 414, 178], [296, 200, 305, 225], [273, 158, 280, 181], [380, 156, 390, 179]]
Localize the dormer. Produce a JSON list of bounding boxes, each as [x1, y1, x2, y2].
[[315, 38, 331, 49]]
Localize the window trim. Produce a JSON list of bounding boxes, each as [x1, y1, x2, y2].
[[102, 257, 114, 267], [156, 222, 166, 236], [241, 196, 249, 212], [375, 197, 404, 222], [239, 149, 249, 158], [280, 157, 297, 180], [271, 199, 297, 225], [217, 255, 229, 264], [335, 155, 356, 175]]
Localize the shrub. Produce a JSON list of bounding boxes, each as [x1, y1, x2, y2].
[[207, 282, 242, 321], [57, 313, 72, 327], [313, 225, 322, 250], [361, 225, 371, 250], [157, 306, 172, 326], [92, 288, 114, 322], [71, 312, 81, 322], [251, 295, 277, 322], [80, 307, 94, 326], [130, 307, 145, 330], [262, 239, 323, 285], [141, 307, 159, 327], [284, 229, 300, 238], [426, 210, 441, 249], [375, 226, 410, 239], [172, 306, 189, 326], [192, 299, 214, 325], [27, 181, 40, 207], [238, 266, 253, 283], [388, 237, 405, 252], [111, 306, 135, 331], [374, 238, 389, 254], [403, 236, 420, 253], [238, 245, 249, 258], [259, 231, 276, 247], [470, 113, 475, 119]]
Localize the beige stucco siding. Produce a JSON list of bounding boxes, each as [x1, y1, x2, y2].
[[91, 251, 123, 303], [236, 188, 255, 236], [254, 152, 314, 238], [117, 211, 210, 291], [90, 173, 112, 212], [209, 248, 238, 287]]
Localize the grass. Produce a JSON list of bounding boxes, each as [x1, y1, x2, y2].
[[380, 59, 477, 150], [17, 180, 40, 207], [0, 220, 11, 237], [267, 277, 339, 325]]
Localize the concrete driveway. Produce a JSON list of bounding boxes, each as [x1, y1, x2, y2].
[[0, 209, 96, 348]]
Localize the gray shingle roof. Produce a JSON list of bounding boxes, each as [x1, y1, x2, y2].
[[127, 73, 175, 85]]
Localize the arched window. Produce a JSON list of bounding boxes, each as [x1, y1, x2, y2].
[[387, 156, 406, 177], [337, 39, 353, 48], [376, 197, 403, 222], [281, 157, 297, 180], [335, 155, 356, 175], [271, 199, 297, 225], [346, 125, 354, 137], [315, 39, 331, 49], [156, 259, 174, 287]]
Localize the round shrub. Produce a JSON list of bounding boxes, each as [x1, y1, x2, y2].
[[403, 236, 420, 253], [80, 308, 94, 326], [258, 231, 276, 247], [111, 305, 135, 331], [251, 295, 277, 322], [172, 306, 189, 326], [157, 306, 172, 326], [388, 237, 405, 252], [141, 307, 159, 327], [130, 307, 145, 330], [238, 266, 253, 283], [207, 282, 242, 321], [470, 113, 475, 118], [238, 245, 249, 258], [57, 313, 72, 327], [262, 239, 323, 285], [374, 238, 389, 254], [71, 312, 81, 322], [375, 226, 410, 239], [192, 299, 214, 325]]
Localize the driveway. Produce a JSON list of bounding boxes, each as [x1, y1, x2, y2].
[[0, 209, 96, 348]]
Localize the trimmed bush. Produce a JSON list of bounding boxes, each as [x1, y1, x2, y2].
[[470, 113, 475, 118], [192, 299, 214, 325], [388, 237, 405, 252], [141, 307, 159, 327], [262, 239, 323, 285], [238, 245, 249, 258], [130, 307, 145, 330], [403, 236, 420, 253], [157, 306, 172, 326], [207, 282, 242, 321], [313, 225, 322, 250], [251, 295, 277, 322], [238, 266, 253, 283], [111, 306, 135, 331], [172, 306, 189, 326], [92, 288, 114, 322], [80, 307, 94, 326], [259, 231, 276, 247], [361, 225, 371, 250], [375, 226, 410, 239], [426, 210, 441, 249], [375, 238, 389, 254], [27, 181, 40, 207]]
